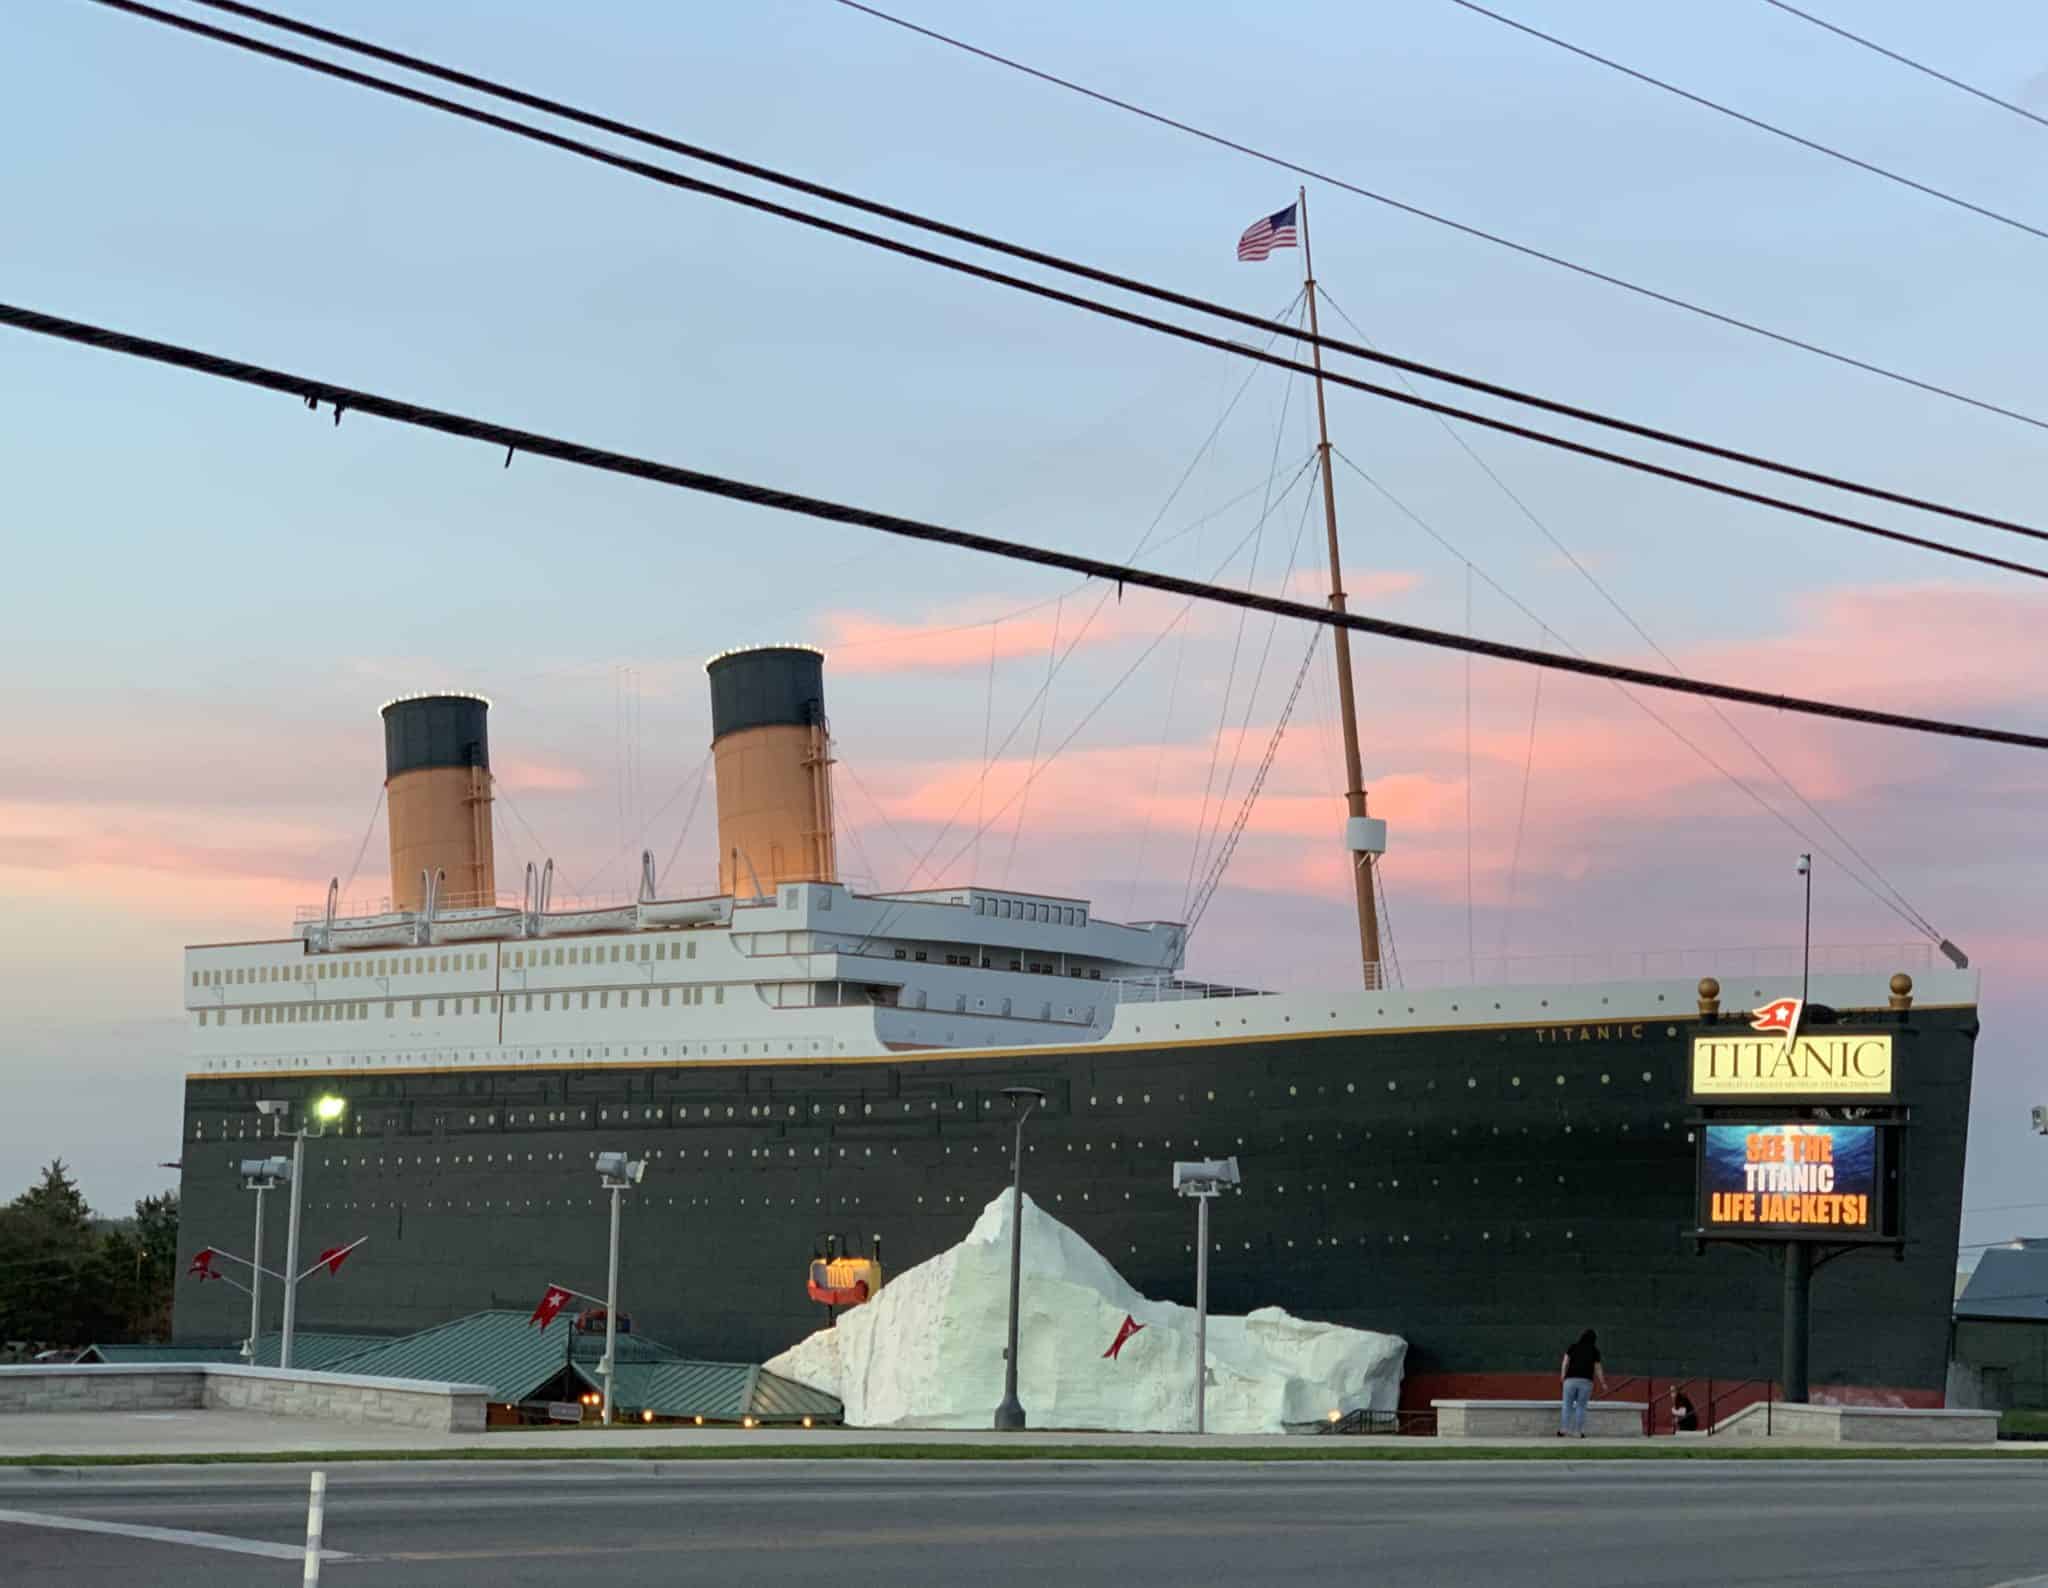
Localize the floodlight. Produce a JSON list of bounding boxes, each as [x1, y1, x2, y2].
[[240, 1156, 291, 1187], [254, 1099, 288, 1118], [1172, 1157, 1241, 1194], [314, 1095, 347, 1124], [596, 1152, 646, 1185]]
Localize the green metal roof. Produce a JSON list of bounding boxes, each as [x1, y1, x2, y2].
[[77, 1344, 243, 1364], [323, 1310, 678, 1402], [579, 1359, 842, 1424], [246, 1332, 397, 1372], [749, 1366, 844, 1422]]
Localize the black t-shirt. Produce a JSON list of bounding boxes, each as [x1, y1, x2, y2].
[[1564, 1339, 1601, 1379]]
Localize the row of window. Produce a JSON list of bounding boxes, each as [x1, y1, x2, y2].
[[973, 895, 1086, 927], [194, 952, 492, 988], [508, 941, 697, 968], [908, 948, 1102, 979], [197, 985, 733, 1029], [192, 939, 709, 990]]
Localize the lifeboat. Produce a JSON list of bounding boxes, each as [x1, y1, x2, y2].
[[806, 1236, 883, 1309]]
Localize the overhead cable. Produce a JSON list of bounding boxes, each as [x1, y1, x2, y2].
[[1445, 0, 2048, 246], [822, 0, 2048, 438], [7, 300, 2048, 755], [91, 0, 2048, 546], [1760, 1, 2048, 134]]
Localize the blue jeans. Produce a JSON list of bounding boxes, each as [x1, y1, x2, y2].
[[1561, 1377, 1593, 1435]]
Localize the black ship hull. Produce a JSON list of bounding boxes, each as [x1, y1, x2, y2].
[[173, 1003, 1976, 1405]]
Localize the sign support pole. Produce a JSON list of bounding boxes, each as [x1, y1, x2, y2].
[[1781, 1241, 1812, 1403]]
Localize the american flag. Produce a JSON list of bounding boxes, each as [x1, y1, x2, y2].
[[1237, 203, 1299, 261]]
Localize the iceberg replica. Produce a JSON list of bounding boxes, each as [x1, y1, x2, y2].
[[764, 1191, 1405, 1433]]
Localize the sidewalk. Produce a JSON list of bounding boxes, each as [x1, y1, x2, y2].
[[0, 1410, 2035, 1462]]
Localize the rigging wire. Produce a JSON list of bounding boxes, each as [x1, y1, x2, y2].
[[1464, 563, 1475, 969], [494, 782, 582, 900], [837, 756, 925, 876], [1329, 445, 1958, 945], [1195, 439, 1325, 907], [655, 747, 716, 891], [820, 0, 2048, 440], [1001, 594, 1063, 886], [974, 619, 996, 884], [335, 785, 385, 900], [1497, 637, 1545, 961], [1317, 286, 1949, 945], [89, 0, 2048, 538], [1759, 1, 2048, 134], [1187, 627, 1324, 932], [1443, 0, 2048, 247], [888, 452, 1318, 911], [875, 296, 1308, 907], [8, 301, 2048, 758], [1185, 337, 1304, 916]]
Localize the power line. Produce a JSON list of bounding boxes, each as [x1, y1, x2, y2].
[[1761, 1, 2048, 136], [1444, 0, 2048, 247], [91, 0, 2048, 548], [9, 298, 2048, 755], [824, 0, 2048, 438]]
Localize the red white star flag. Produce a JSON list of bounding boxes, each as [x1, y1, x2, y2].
[[1103, 1314, 1147, 1360], [1751, 997, 1803, 1039], [187, 1248, 219, 1280], [529, 1285, 573, 1329], [317, 1245, 355, 1277]]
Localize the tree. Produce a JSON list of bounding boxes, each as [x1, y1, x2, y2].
[[0, 1160, 97, 1345], [0, 1167, 178, 1347]]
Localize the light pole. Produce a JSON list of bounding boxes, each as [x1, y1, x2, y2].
[[994, 1085, 1046, 1432], [258, 1094, 348, 1370], [1796, 853, 1813, 1011], [1172, 1157, 1240, 1434], [238, 1156, 291, 1360], [595, 1151, 647, 1427]]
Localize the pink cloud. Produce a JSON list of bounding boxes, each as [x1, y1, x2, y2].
[[818, 591, 1169, 675], [1282, 567, 1425, 604], [494, 756, 591, 793]]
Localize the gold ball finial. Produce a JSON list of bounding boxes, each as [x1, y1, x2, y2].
[[1698, 977, 1720, 1001], [1889, 972, 1912, 997]]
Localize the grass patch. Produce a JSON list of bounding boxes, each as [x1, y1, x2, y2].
[[2000, 1409, 2048, 1441], [6, 1442, 2047, 1469]]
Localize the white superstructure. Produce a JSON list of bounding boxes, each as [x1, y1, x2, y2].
[[184, 879, 1191, 1075]]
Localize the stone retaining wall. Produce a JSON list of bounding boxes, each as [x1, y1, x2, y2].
[[1433, 1399, 1646, 1438], [1716, 1402, 1999, 1445], [0, 1365, 490, 1433]]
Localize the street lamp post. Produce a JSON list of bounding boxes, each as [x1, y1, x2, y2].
[[595, 1151, 647, 1427], [258, 1095, 348, 1370], [994, 1086, 1046, 1432], [1171, 1157, 1241, 1434], [237, 1156, 291, 1360]]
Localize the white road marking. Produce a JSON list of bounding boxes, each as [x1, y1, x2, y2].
[[0, 1507, 351, 1561]]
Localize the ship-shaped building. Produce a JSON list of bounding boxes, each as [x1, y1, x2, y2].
[[174, 645, 1978, 1409]]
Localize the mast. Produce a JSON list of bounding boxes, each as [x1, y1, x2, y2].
[[1298, 187, 1386, 987]]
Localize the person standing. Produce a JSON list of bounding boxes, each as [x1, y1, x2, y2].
[[1558, 1328, 1606, 1438]]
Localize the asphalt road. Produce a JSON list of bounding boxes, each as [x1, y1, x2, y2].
[[4, 1459, 2047, 1587]]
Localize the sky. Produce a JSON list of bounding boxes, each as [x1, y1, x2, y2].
[[2, 0, 2044, 1260]]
